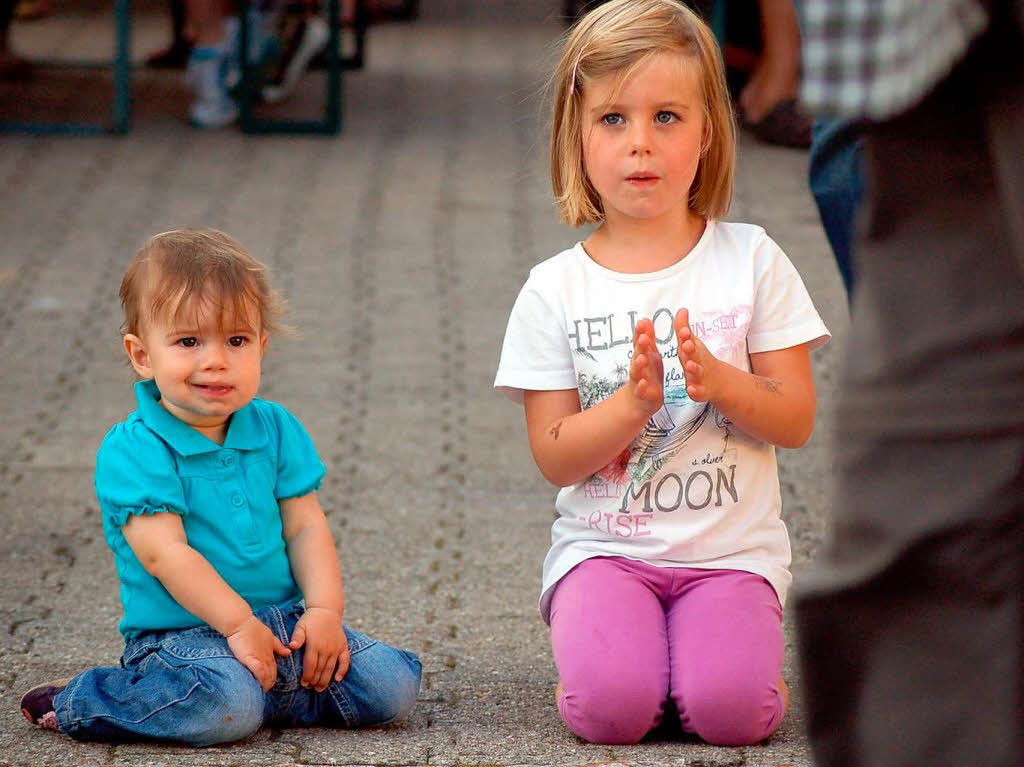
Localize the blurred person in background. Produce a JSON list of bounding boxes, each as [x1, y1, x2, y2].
[[737, 0, 810, 148], [183, 0, 332, 127], [795, 2, 1024, 766]]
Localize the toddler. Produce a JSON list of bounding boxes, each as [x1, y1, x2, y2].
[[495, 0, 829, 746], [20, 229, 421, 745]]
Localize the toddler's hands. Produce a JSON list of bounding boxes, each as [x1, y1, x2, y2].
[[289, 607, 350, 692], [226, 614, 292, 692], [629, 318, 664, 415], [674, 308, 721, 402]]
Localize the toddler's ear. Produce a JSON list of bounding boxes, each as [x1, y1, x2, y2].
[[123, 334, 153, 379]]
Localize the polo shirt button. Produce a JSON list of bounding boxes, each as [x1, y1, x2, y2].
[[222, 454, 235, 467], [231, 493, 245, 507]]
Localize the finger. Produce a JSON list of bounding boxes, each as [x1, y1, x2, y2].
[[302, 647, 319, 687], [633, 317, 654, 343], [245, 656, 262, 681], [246, 657, 271, 692], [647, 333, 663, 360], [685, 362, 703, 388], [315, 655, 332, 691], [274, 636, 292, 656], [289, 624, 306, 650], [635, 378, 648, 398], [674, 307, 691, 335], [266, 653, 279, 690], [631, 353, 647, 381], [650, 342, 664, 374], [334, 650, 350, 682]]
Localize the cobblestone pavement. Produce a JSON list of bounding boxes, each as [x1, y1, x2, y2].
[[0, 2, 848, 765]]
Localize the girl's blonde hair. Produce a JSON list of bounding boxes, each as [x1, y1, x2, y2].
[[119, 228, 286, 338], [550, 0, 735, 227]]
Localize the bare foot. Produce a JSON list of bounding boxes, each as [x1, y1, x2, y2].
[[555, 679, 563, 704]]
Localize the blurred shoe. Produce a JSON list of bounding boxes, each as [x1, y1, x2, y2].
[[145, 40, 193, 69], [261, 16, 328, 104], [742, 99, 811, 149], [20, 679, 69, 731], [0, 53, 33, 81], [186, 46, 238, 128]]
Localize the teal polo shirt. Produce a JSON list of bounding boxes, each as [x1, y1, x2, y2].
[[95, 380, 326, 640]]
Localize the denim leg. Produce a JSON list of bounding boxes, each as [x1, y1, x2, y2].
[[808, 117, 866, 298], [265, 606, 421, 729], [320, 627, 421, 727], [53, 626, 265, 746]]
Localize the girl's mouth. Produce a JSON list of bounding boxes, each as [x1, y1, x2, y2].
[[192, 383, 234, 397], [627, 173, 659, 185]]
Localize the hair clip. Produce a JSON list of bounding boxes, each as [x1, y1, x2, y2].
[[568, 49, 583, 96]]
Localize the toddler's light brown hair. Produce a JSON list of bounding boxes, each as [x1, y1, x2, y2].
[[119, 228, 286, 338]]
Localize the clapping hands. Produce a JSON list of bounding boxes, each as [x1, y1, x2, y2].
[[628, 317, 664, 415]]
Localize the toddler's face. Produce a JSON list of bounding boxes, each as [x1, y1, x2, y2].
[[581, 51, 706, 225], [125, 294, 267, 438]]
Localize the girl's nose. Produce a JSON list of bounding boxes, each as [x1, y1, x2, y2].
[[629, 127, 652, 155], [201, 345, 228, 369]]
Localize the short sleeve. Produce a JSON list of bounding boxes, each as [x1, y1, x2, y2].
[[747, 234, 831, 354], [94, 423, 188, 528], [494, 276, 578, 404], [264, 403, 326, 500]]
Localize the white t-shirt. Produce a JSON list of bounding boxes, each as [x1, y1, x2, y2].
[[494, 220, 830, 622]]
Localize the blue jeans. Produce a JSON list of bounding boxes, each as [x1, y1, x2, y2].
[[52, 602, 422, 745], [808, 117, 866, 298]]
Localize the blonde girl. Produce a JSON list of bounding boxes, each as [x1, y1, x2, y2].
[[495, 0, 829, 746]]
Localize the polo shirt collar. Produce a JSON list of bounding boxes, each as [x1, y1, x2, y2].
[[134, 380, 268, 456]]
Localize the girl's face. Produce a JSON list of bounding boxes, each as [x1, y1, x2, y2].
[[124, 294, 267, 442], [581, 51, 706, 226]]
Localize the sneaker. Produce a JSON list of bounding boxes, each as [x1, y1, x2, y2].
[[186, 46, 239, 128], [261, 16, 329, 104], [20, 679, 69, 731]]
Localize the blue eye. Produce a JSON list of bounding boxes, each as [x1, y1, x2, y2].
[[178, 337, 197, 348], [655, 111, 677, 124], [602, 113, 624, 126]]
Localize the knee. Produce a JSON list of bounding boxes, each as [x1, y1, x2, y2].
[[370, 649, 421, 724], [183, 665, 264, 746], [559, 675, 665, 744], [683, 677, 784, 746], [346, 644, 422, 726]]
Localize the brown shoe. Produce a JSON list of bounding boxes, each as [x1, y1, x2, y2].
[[743, 99, 812, 149], [0, 54, 33, 82], [20, 679, 70, 731]]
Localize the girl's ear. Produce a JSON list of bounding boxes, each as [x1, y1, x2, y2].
[[123, 334, 153, 379], [260, 333, 269, 355]]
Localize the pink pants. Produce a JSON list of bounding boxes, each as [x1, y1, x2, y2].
[[549, 557, 786, 745]]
